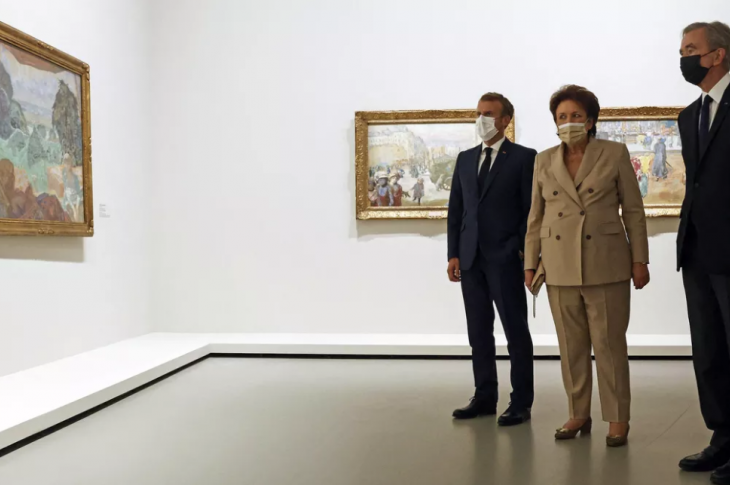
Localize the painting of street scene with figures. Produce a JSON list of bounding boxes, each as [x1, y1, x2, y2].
[[0, 38, 84, 223], [367, 123, 478, 208], [596, 119, 685, 207]]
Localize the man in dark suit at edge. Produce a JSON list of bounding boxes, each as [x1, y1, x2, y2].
[[676, 22, 730, 485]]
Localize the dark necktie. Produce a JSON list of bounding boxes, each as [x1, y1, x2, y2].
[[478, 147, 492, 193], [699, 94, 713, 154]]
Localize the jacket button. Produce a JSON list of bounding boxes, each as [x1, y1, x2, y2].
[[559, 212, 564, 217], [588, 188, 594, 194], [586, 235, 592, 240], [580, 211, 585, 216], [553, 191, 559, 196], [556, 235, 561, 241], [694, 183, 700, 189]]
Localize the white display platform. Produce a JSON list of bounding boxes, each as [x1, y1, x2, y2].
[[0, 332, 691, 453]]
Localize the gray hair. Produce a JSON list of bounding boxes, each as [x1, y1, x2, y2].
[[684, 21, 730, 70]]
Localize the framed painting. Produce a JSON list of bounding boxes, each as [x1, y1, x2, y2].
[[0, 21, 92, 236], [355, 110, 515, 220], [596, 107, 684, 217]]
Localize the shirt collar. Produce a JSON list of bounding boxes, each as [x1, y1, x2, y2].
[[482, 136, 506, 153], [703, 72, 730, 103]]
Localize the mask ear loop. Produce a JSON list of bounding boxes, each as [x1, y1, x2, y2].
[[585, 119, 594, 134], [708, 49, 723, 67], [696, 49, 720, 67]]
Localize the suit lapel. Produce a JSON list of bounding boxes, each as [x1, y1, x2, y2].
[[551, 144, 584, 209], [701, 85, 730, 162], [687, 96, 701, 163], [461, 144, 481, 199], [480, 139, 511, 201], [573, 139, 604, 188]]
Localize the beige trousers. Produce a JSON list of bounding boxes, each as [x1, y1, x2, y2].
[[546, 281, 631, 423]]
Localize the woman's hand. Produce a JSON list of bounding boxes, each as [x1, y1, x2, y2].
[[632, 263, 650, 290], [525, 270, 535, 290]]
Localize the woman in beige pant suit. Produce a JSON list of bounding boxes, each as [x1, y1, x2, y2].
[[524, 85, 650, 447]]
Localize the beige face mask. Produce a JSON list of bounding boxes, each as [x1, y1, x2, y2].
[[557, 122, 588, 146]]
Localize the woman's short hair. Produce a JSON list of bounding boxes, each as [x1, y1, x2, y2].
[[549, 85, 600, 138]]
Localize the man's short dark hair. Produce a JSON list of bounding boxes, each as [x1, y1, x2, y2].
[[549, 85, 601, 138], [479, 92, 514, 121]]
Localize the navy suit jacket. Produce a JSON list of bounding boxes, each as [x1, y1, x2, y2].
[[447, 138, 537, 271], [677, 83, 730, 273]]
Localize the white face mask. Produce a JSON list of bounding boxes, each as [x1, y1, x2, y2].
[[557, 122, 589, 146], [476, 115, 499, 142]]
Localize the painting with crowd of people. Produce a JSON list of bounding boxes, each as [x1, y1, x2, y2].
[[596, 119, 686, 206], [367, 123, 476, 208]]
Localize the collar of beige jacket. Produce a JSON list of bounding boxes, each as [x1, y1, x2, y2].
[[573, 138, 604, 188], [550, 139, 604, 209], [551, 144, 583, 209]]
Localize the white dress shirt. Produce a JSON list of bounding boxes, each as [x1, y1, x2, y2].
[[478, 136, 506, 173], [701, 72, 730, 128]]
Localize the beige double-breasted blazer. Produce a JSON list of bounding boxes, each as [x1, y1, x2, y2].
[[524, 138, 649, 287]]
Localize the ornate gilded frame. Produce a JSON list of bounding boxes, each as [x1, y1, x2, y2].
[[355, 110, 515, 220], [0, 21, 93, 236], [598, 107, 684, 217]]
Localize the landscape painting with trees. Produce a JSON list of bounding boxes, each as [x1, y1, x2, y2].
[[0, 37, 84, 225]]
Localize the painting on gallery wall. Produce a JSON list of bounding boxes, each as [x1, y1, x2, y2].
[[355, 110, 515, 220], [596, 107, 684, 217], [0, 21, 92, 236]]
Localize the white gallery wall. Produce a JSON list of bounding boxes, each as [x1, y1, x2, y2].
[[149, 0, 730, 338], [0, 1, 154, 376], [3, 0, 727, 372]]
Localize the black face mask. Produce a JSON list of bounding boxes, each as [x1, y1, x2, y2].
[[681, 51, 715, 85]]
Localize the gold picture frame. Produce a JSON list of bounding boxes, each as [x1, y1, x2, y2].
[[0, 21, 93, 236], [597, 107, 685, 217], [355, 110, 515, 220]]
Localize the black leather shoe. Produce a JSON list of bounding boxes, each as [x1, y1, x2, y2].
[[712, 460, 730, 485], [452, 398, 496, 419], [680, 446, 730, 472], [498, 405, 531, 426]]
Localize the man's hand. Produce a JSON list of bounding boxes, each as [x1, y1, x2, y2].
[[447, 258, 461, 282], [632, 263, 650, 290], [524, 270, 535, 290]]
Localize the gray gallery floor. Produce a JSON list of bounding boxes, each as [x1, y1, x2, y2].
[[0, 358, 716, 485]]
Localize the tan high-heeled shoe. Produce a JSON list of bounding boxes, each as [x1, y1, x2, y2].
[[606, 424, 630, 447], [555, 418, 592, 440]]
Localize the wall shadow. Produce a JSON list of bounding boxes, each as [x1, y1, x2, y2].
[[647, 217, 680, 238], [355, 219, 446, 240], [0, 237, 85, 263], [355, 215, 678, 240]]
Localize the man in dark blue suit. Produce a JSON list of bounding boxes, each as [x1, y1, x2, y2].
[[675, 22, 730, 484], [447, 93, 536, 425]]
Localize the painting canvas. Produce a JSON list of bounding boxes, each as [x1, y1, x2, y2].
[[596, 107, 684, 217], [356, 110, 514, 220], [368, 124, 477, 208], [0, 21, 92, 236]]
